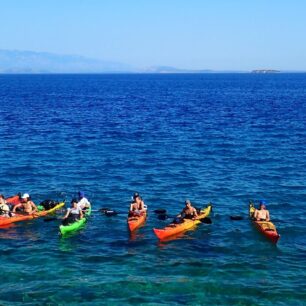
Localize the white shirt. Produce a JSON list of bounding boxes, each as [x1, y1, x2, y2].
[[77, 197, 91, 210], [67, 207, 82, 215]]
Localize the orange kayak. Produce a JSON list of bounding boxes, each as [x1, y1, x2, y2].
[[249, 203, 280, 244], [153, 204, 212, 240], [127, 212, 147, 232], [5, 194, 22, 206], [0, 202, 65, 227]]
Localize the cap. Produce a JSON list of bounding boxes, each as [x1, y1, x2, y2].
[[78, 191, 85, 198], [22, 193, 30, 199], [185, 199, 191, 205], [259, 199, 266, 205]]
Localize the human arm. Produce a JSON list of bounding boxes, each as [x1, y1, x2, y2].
[[63, 208, 70, 219], [12, 203, 22, 213], [80, 209, 84, 219], [266, 210, 270, 221]]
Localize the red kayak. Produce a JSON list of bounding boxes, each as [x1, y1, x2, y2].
[[249, 203, 280, 244]]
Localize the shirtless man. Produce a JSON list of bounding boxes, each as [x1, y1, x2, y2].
[[13, 193, 38, 215], [254, 200, 270, 221], [129, 193, 146, 216], [177, 200, 198, 220]]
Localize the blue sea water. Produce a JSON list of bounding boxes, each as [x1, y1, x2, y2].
[[0, 73, 305, 305]]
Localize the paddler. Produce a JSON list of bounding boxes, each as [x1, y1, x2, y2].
[[77, 191, 91, 212], [176, 200, 198, 221], [0, 194, 10, 217], [62, 199, 84, 225], [254, 200, 270, 221], [129, 192, 146, 217], [12, 193, 38, 215]]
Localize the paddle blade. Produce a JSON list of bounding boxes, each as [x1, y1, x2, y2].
[[154, 209, 167, 214], [104, 210, 118, 216], [44, 217, 58, 222], [100, 208, 110, 213], [157, 214, 168, 220], [230, 216, 244, 221], [200, 217, 212, 224]]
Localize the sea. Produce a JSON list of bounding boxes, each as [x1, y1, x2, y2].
[[0, 73, 305, 305]]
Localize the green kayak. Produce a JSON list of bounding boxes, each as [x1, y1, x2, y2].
[[59, 206, 91, 235]]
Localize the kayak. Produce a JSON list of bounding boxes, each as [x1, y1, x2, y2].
[[59, 206, 92, 235], [5, 194, 22, 206], [249, 203, 280, 244], [127, 212, 147, 232], [0, 202, 65, 226], [153, 204, 212, 240]]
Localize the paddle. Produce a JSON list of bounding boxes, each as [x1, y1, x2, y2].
[[157, 213, 212, 224]]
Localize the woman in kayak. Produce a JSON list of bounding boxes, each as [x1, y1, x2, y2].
[[0, 194, 10, 217], [62, 199, 84, 225], [12, 193, 38, 215], [77, 191, 91, 211], [176, 200, 198, 221], [254, 200, 270, 221], [129, 192, 146, 217]]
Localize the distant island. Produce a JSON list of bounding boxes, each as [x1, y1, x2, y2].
[[251, 69, 280, 73]]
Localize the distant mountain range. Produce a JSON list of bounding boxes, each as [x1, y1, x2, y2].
[[0, 49, 292, 74], [0, 50, 134, 73], [0, 49, 228, 74]]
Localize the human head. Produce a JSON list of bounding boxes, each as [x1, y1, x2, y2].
[[185, 199, 191, 208], [22, 193, 30, 201], [133, 192, 140, 201], [71, 198, 78, 207], [78, 191, 85, 199], [259, 200, 266, 209], [0, 194, 4, 200], [0, 194, 4, 204]]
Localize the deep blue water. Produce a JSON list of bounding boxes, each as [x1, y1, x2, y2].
[[0, 73, 305, 305]]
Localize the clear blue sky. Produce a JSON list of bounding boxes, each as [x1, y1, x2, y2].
[[1, 0, 305, 70]]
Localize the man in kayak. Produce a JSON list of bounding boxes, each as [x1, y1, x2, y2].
[[12, 193, 38, 215], [129, 192, 146, 217], [0, 194, 10, 217], [176, 200, 198, 221], [77, 191, 91, 211], [62, 199, 84, 225], [254, 200, 270, 221]]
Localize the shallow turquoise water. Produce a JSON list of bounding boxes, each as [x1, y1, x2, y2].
[[0, 74, 305, 305]]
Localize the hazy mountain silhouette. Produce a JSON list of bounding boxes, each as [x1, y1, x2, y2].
[[0, 50, 134, 73]]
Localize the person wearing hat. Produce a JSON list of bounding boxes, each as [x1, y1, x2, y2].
[[129, 192, 147, 217], [176, 200, 198, 221], [254, 200, 270, 221], [62, 198, 84, 225], [0, 194, 10, 217], [12, 193, 38, 215], [77, 191, 91, 211]]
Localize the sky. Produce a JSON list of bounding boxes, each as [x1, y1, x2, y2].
[[0, 0, 306, 70]]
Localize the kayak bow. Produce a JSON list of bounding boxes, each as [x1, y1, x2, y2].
[[127, 212, 147, 232]]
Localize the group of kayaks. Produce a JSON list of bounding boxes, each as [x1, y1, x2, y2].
[[0, 195, 280, 243], [0, 194, 90, 236], [0, 195, 65, 227]]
